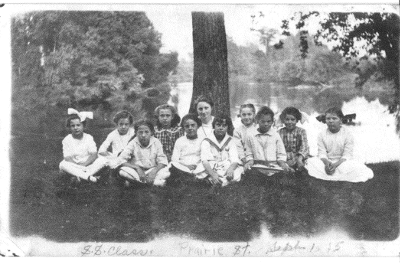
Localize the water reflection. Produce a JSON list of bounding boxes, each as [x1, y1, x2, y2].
[[173, 82, 400, 163]]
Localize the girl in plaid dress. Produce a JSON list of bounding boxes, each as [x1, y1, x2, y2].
[[154, 104, 184, 162], [278, 107, 310, 173]]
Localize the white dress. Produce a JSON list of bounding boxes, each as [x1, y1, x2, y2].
[[59, 133, 107, 180], [306, 127, 373, 182], [233, 123, 257, 164], [98, 128, 135, 168], [197, 116, 214, 140], [170, 136, 203, 174]]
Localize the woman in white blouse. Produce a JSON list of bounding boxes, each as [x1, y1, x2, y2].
[[194, 95, 215, 140]]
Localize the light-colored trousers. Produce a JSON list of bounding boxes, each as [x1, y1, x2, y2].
[[119, 166, 170, 186], [59, 157, 108, 181], [306, 157, 374, 183]]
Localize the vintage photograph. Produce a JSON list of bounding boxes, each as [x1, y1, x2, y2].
[[1, 2, 400, 257]]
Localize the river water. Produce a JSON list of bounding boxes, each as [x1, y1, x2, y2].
[[171, 82, 400, 164]]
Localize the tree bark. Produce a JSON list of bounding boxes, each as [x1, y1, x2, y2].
[[190, 12, 230, 117]]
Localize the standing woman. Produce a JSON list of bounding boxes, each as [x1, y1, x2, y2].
[[307, 107, 374, 182], [194, 95, 215, 140]]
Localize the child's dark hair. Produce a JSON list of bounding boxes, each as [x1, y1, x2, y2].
[[325, 107, 344, 120], [280, 107, 302, 122], [113, 110, 134, 125], [134, 119, 155, 134], [194, 95, 214, 110], [212, 115, 234, 136], [181, 113, 202, 129], [66, 114, 85, 128], [154, 104, 181, 129], [256, 106, 274, 121]]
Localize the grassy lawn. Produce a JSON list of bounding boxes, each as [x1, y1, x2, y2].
[[9, 137, 399, 242]]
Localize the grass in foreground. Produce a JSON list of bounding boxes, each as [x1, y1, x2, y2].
[[9, 138, 399, 242]]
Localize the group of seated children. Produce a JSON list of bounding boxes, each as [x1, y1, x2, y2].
[[59, 96, 374, 187]]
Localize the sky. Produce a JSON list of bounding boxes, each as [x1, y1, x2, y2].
[[3, 3, 398, 60], [142, 4, 398, 59]]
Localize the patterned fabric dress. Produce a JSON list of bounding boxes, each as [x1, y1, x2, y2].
[[154, 126, 184, 162], [278, 126, 309, 166]]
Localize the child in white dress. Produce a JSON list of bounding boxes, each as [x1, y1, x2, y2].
[[233, 103, 258, 165], [307, 107, 374, 182], [59, 109, 107, 183], [167, 114, 204, 186], [98, 110, 135, 169]]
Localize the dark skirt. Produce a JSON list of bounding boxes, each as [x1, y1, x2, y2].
[[166, 164, 210, 188]]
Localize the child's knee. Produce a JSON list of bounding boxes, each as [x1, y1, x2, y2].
[[156, 167, 170, 180], [153, 178, 166, 187], [233, 167, 244, 181], [59, 160, 68, 171], [119, 169, 129, 178], [59, 161, 64, 171], [96, 156, 109, 166]]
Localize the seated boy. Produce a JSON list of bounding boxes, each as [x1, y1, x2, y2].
[[244, 106, 293, 181], [118, 120, 169, 187]]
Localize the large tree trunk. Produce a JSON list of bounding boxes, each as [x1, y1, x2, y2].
[[190, 12, 230, 117]]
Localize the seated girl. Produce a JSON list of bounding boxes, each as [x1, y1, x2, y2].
[[59, 109, 107, 183], [244, 106, 292, 177], [197, 115, 243, 187], [98, 110, 135, 169], [118, 120, 169, 187], [278, 107, 309, 173], [307, 107, 373, 182], [167, 114, 203, 186], [233, 103, 258, 165], [154, 104, 184, 162]]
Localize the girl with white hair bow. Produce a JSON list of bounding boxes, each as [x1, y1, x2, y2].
[[59, 108, 107, 183]]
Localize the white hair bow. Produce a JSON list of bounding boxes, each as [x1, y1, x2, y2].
[[68, 108, 93, 122], [299, 110, 309, 124]]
